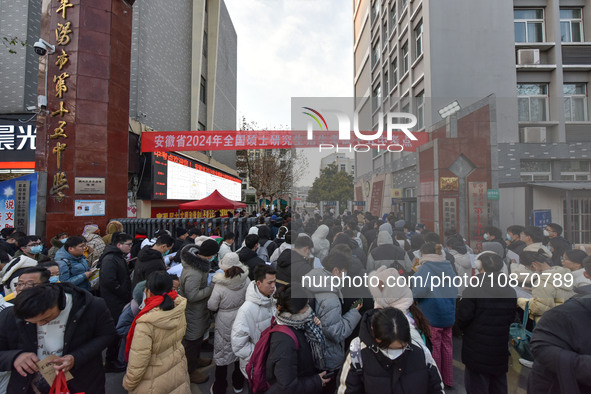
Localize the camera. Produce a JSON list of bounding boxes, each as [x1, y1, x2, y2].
[[33, 39, 55, 56]]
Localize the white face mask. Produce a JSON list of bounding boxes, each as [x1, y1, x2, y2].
[[380, 347, 405, 360], [543, 230, 550, 237], [474, 259, 482, 271]]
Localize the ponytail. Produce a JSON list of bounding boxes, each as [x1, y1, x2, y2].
[[409, 302, 431, 339], [225, 265, 245, 279], [160, 293, 174, 311]]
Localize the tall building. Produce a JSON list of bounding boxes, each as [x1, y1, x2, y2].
[[354, 0, 591, 243], [320, 153, 355, 176]]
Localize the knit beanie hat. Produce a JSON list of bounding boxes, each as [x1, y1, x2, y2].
[[175, 227, 188, 238], [199, 239, 220, 257], [82, 224, 99, 236], [219, 252, 241, 271]]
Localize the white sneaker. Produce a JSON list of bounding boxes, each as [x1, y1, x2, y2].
[[519, 358, 533, 368], [233, 385, 244, 393]]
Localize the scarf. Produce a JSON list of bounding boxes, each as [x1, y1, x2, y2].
[[125, 290, 178, 361], [134, 234, 147, 239], [418, 253, 446, 265], [276, 307, 326, 370]]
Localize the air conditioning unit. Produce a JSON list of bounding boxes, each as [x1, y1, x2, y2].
[[522, 127, 547, 143], [517, 49, 541, 65]]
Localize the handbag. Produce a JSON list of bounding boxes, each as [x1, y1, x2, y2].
[[509, 301, 534, 361], [49, 370, 84, 394]]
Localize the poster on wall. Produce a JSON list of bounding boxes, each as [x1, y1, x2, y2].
[[468, 181, 488, 252], [369, 180, 384, 217], [0, 173, 38, 233], [74, 200, 106, 217]]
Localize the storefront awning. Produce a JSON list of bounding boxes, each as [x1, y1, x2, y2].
[[528, 181, 591, 191]]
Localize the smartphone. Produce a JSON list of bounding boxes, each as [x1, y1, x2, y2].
[[351, 298, 363, 309], [324, 371, 335, 379]]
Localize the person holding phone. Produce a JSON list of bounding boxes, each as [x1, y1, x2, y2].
[[265, 284, 328, 394]]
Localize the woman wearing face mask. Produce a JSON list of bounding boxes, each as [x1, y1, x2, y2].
[[48, 232, 68, 259], [339, 307, 443, 393], [123, 271, 191, 393]]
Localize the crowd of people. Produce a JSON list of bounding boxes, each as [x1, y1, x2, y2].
[[0, 208, 589, 394]]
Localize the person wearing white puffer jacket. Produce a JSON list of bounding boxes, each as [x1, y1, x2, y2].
[[231, 264, 277, 377], [311, 225, 330, 262], [208, 252, 249, 394]]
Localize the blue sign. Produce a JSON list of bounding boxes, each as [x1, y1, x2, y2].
[[0, 173, 38, 233], [531, 210, 552, 228]]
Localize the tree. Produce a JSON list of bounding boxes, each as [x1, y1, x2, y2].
[[2, 36, 27, 54], [236, 117, 307, 208], [307, 163, 354, 211]]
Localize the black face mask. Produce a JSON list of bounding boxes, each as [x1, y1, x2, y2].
[[7, 243, 19, 255]]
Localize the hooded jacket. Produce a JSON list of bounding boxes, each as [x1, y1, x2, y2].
[[507, 239, 526, 255], [517, 266, 575, 320], [48, 236, 65, 259], [179, 245, 212, 340], [123, 296, 190, 394], [0, 283, 116, 394], [338, 309, 444, 394], [528, 296, 591, 394], [276, 248, 314, 287], [84, 232, 106, 266], [270, 242, 291, 266], [366, 231, 411, 273], [99, 244, 132, 320], [302, 268, 361, 371], [311, 225, 330, 262], [207, 265, 250, 366], [238, 247, 265, 281], [132, 247, 166, 290], [448, 249, 472, 296], [231, 280, 276, 374], [456, 272, 517, 374], [55, 247, 91, 290], [412, 259, 458, 328]]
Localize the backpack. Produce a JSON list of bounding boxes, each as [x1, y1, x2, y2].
[[246, 317, 299, 393], [257, 240, 273, 262]]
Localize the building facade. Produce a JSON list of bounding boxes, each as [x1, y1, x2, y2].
[[354, 0, 591, 243], [320, 153, 355, 176]]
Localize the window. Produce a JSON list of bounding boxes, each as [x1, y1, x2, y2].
[[517, 83, 548, 121], [416, 91, 424, 130], [200, 76, 207, 104], [203, 31, 207, 57], [372, 0, 380, 22], [372, 84, 382, 111], [414, 21, 423, 59], [198, 122, 206, 131], [514, 9, 544, 43], [564, 83, 587, 121], [564, 198, 591, 243], [382, 21, 388, 47], [340, 164, 346, 172], [373, 41, 380, 66], [391, 57, 398, 88], [520, 160, 551, 181], [402, 41, 409, 74], [384, 70, 389, 93], [351, 165, 355, 175], [400, 0, 407, 12], [391, 4, 397, 28], [561, 160, 590, 180], [560, 8, 583, 42]]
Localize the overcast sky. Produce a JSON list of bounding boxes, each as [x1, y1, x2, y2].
[[224, 0, 354, 186]]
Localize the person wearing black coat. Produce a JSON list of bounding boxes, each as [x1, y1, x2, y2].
[[131, 234, 173, 290], [98, 234, 133, 371], [456, 253, 517, 394], [238, 234, 266, 281], [0, 283, 116, 394], [527, 295, 591, 393], [276, 236, 314, 288], [338, 308, 443, 394]]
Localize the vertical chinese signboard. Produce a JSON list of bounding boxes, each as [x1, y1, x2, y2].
[[369, 180, 384, 218], [0, 173, 38, 233], [48, 0, 74, 202], [468, 181, 487, 252]]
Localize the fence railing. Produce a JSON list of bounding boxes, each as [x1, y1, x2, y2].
[[114, 217, 261, 247]]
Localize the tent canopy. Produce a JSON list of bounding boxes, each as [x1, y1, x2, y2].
[[179, 190, 246, 210]]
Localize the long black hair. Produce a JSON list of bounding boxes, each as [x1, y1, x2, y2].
[[371, 307, 411, 349], [146, 271, 175, 311]]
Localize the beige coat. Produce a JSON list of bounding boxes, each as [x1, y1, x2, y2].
[[517, 266, 575, 320], [123, 296, 191, 394]]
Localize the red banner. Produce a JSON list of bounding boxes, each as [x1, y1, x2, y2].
[[140, 130, 430, 152]]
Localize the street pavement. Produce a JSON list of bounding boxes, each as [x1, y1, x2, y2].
[[106, 336, 530, 393]]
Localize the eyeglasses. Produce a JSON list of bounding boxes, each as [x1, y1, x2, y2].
[[16, 281, 39, 289]]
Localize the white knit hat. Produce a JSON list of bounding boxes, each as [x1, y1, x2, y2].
[[368, 266, 414, 311], [219, 252, 241, 271]]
